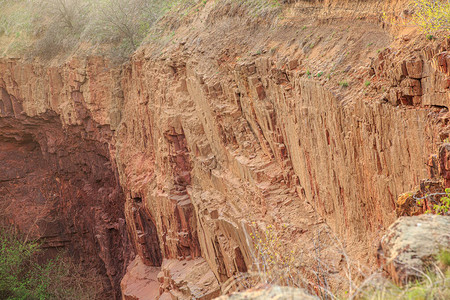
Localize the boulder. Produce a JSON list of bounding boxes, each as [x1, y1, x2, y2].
[[120, 256, 160, 300], [378, 215, 450, 284], [216, 285, 319, 300], [158, 258, 220, 300]]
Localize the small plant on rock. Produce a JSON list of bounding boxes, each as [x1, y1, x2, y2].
[[431, 188, 450, 215], [436, 249, 450, 267], [339, 80, 349, 87], [415, 188, 450, 215], [248, 224, 297, 286]]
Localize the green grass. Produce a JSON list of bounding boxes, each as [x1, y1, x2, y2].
[[339, 80, 349, 87], [437, 249, 450, 267]]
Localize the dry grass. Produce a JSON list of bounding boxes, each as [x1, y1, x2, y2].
[[221, 222, 450, 300]]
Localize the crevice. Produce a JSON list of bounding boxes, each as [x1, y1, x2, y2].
[[0, 113, 130, 299]]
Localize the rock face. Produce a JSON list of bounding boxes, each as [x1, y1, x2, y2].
[[1, 0, 450, 299], [0, 57, 134, 298], [378, 215, 450, 285], [0, 112, 132, 298]]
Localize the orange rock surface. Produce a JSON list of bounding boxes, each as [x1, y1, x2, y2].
[[1, 0, 450, 298]]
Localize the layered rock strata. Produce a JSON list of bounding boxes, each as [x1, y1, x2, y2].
[[1, 0, 450, 299]]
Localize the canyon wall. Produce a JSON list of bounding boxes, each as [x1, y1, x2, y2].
[[0, 58, 133, 299], [1, 0, 449, 298]]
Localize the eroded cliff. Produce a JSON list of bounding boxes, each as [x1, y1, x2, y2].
[[1, 0, 449, 299]]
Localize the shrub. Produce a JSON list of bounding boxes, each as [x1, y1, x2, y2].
[[248, 224, 297, 286], [0, 228, 54, 299], [90, 0, 168, 49], [40, 0, 90, 32], [426, 188, 450, 215], [382, 1, 450, 39], [411, 0, 450, 38], [415, 188, 450, 215], [0, 227, 101, 299]]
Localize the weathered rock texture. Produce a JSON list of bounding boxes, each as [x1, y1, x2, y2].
[[378, 215, 450, 285], [121, 256, 160, 300], [216, 285, 319, 300], [1, 0, 450, 299]]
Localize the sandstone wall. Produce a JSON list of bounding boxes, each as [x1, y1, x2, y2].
[[1, 0, 449, 298]]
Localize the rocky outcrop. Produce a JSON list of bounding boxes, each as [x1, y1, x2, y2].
[[157, 259, 220, 299], [121, 255, 220, 300], [378, 215, 450, 285], [121, 256, 160, 300], [2, 0, 450, 299]]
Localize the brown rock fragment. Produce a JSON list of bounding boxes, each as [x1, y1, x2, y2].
[[255, 84, 266, 100], [288, 59, 298, 70], [439, 143, 450, 187], [401, 78, 422, 96], [405, 60, 423, 79]]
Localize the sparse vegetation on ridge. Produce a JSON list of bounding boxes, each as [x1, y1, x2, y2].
[[413, 187, 450, 215], [383, 0, 450, 39], [0, 0, 284, 60], [354, 249, 450, 300], [0, 0, 189, 59]]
